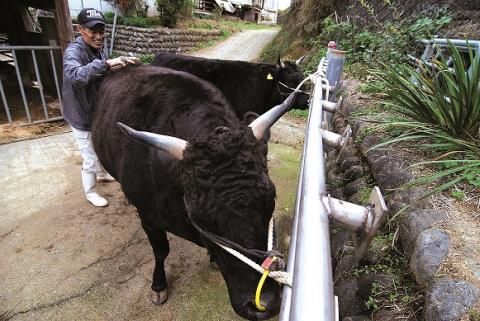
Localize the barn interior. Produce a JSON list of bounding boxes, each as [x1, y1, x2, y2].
[[0, 0, 73, 125]]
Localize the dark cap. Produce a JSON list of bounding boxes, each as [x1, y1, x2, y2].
[[78, 8, 105, 29]]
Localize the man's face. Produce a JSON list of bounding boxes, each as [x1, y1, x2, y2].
[[79, 25, 105, 49]]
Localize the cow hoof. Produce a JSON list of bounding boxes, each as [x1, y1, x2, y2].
[[151, 289, 168, 305]]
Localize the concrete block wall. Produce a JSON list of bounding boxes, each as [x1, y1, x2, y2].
[[104, 24, 222, 55]]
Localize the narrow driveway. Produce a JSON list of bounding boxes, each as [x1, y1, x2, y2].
[[193, 29, 278, 61]]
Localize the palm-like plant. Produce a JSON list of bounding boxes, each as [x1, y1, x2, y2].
[[371, 42, 480, 199]]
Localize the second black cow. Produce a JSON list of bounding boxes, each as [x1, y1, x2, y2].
[[151, 53, 309, 118]]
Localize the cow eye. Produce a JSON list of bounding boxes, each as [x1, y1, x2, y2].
[[214, 126, 230, 134]]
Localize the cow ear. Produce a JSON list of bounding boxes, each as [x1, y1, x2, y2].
[[214, 126, 230, 134], [261, 65, 278, 81], [242, 111, 259, 125], [295, 55, 305, 66], [276, 55, 285, 68]]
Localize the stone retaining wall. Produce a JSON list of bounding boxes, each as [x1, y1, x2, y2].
[[327, 80, 480, 321], [104, 24, 222, 55]]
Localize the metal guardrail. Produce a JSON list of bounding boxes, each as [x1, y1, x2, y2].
[[279, 48, 388, 320], [0, 45, 63, 125], [408, 38, 479, 87]]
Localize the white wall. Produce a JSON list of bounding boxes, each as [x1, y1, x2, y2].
[[69, 0, 159, 17], [69, 0, 116, 18], [263, 0, 278, 11]]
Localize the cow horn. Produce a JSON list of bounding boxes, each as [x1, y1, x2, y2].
[[117, 122, 187, 160], [248, 90, 297, 140], [295, 55, 305, 66], [276, 55, 285, 68]]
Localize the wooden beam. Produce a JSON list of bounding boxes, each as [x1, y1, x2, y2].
[[54, 0, 74, 53]]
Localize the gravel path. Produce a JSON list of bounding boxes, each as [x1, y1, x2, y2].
[[193, 29, 278, 61]]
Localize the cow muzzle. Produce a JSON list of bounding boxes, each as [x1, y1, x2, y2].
[[239, 289, 281, 321]]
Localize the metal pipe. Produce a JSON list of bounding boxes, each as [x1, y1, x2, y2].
[[0, 45, 61, 50], [109, 10, 118, 56], [0, 77, 12, 125], [322, 99, 340, 113], [322, 196, 370, 232], [279, 77, 317, 318], [321, 129, 342, 148], [18, 116, 64, 126], [50, 49, 63, 115], [326, 50, 346, 95], [11, 50, 32, 123], [289, 73, 335, 320], [325, 50, 345, 125], [31, 50, 49, 119], [279, 143, 306, 321], [421, 38, 480, 47]]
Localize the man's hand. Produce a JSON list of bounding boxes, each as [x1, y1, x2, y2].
[[106, 56, 140, 69]]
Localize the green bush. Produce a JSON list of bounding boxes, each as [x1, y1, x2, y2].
[[138, 53, 155, 63], [156, 0, 187, 28], [300, 12, 452, 76], [371, 42, 480, 200], [103, 11, 152, 28]]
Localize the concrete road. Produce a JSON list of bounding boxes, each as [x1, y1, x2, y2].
[[193, 29, 278, 61]]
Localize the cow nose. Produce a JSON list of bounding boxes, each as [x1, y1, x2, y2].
[[243, 294, 280, 320], [245, 299, 267, 312]]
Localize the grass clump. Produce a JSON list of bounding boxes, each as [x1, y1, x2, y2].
[[370, 42, 480, 200]]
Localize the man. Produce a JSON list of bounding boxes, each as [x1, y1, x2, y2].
[[62, 8, 139, 207]]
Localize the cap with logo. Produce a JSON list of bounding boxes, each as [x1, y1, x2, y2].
[[77, 8, 105, 29]]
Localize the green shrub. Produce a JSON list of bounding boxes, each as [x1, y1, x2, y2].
[[299, 11, 452, 77], [138, 54, 155, 63], [371, 42, 480, 200], [156, 0, 187, 28], [103, 11, 152, 28]]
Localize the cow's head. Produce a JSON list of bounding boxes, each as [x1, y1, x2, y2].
[[266, 56, 309, 110], [117, 100, 296, 320]]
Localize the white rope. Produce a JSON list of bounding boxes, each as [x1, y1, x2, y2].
[[213, 218, 293, 287], [214, 241, 293, 287], [267, 218, 274, 251]]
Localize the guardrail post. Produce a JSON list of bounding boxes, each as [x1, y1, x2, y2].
[[326, 50, 346, 98]]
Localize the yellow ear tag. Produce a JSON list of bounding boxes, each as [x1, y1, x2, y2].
[[266, 73, 273, 80]]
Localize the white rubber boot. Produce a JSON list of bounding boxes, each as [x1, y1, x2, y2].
[[81, 170, 108, 207], [97, 170, 115, 182]]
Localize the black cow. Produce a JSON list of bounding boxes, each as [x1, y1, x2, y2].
[[151, 53, 309, 118], [91, 65, 296, 320]]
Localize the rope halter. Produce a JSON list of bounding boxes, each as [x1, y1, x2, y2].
[[276, 80, 311, 97], [187, 210, 293, 287]]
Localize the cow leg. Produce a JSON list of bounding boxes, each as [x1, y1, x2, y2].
[[140, 217, 170, 305]]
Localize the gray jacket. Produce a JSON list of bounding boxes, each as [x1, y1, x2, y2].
[[62, 36, 108, 131]]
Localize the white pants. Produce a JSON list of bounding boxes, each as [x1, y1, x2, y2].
[[71, 126, 104, 173]]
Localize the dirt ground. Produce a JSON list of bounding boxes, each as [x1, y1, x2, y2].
[[0, 135, 302, 321], [0, 29, 307, 321]]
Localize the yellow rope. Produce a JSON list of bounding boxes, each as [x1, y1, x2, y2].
[[255, 270, 270, 311]]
